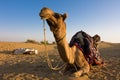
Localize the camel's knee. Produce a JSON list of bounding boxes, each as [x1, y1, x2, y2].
[[66, 53, 74, 64], [75, 59, 90, 74], [83, 65, 90, 73], [68, 56, 74, 64]]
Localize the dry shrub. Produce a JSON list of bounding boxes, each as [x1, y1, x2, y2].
[[25, 39, 40, 44]]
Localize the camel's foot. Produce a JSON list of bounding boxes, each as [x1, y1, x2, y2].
[[59, 69, 73, 76], [70, 70, 83, 77], [65, 74, 90, 80]]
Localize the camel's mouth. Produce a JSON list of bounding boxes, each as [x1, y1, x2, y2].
[[39, 12, 51, 20], [40, 15, 46, 20]]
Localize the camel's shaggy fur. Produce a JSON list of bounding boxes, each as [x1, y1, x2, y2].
[[39, 7, 90, 77]]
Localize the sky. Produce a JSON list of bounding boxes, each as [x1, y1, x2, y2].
[[0, 0, 120, 43]]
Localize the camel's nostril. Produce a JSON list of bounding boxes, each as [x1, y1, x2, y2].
[[40, 16, 44, 18]]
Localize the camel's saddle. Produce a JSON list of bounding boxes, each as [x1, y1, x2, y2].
[[69, 31, 104, 65]]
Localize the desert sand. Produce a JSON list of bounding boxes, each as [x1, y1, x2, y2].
[[0, 41, 120, 80]]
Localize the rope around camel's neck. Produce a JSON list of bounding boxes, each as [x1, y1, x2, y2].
[[43, 20, 66, 70]]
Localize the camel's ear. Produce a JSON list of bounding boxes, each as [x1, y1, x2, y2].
[[62, 13, 68, 21]]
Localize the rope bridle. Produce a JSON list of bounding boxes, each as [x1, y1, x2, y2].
[[42, 20, 66, 70], [56, 34, 66, 43]]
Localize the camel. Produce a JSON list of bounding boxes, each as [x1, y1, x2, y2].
[[39, 7, 90, 77]]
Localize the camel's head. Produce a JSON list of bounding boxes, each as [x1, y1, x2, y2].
[[39, 7, 67, 35], [39, 7, 54, 20]]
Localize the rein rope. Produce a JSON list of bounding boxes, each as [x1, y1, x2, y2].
[[42, 20, 66, 70]]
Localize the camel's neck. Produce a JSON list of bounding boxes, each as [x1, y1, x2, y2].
[[55, 34, 72, 63], [46, 15, 73, 63]]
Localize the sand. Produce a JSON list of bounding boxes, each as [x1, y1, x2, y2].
[[0, 42, 120, 80]]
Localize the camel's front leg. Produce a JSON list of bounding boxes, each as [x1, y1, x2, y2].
[[71, 69, 83, 77], [72, 49, 90, 77]]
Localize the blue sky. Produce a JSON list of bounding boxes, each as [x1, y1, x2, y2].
[[0, 0, 120, 43]]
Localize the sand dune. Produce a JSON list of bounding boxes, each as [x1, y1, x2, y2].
[[0, 41, 120, 80]]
